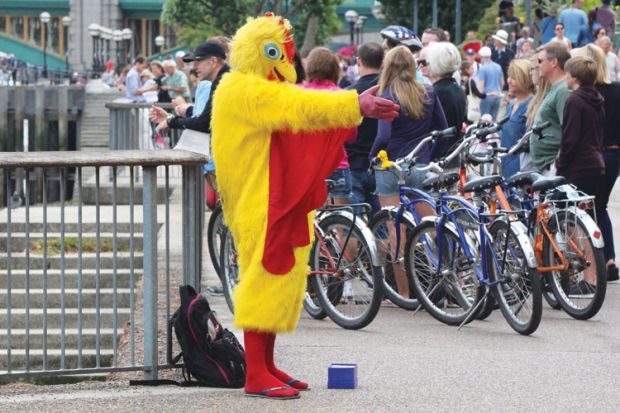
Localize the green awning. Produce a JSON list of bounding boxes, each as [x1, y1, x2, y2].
[[119, 0, 164, 18], [0, 33, 67, 69], [1, 0, 70, 16]]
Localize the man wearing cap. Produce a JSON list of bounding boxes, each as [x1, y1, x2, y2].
[[161, 59, 191, 101], [491, 29, 514, 91], [559, 0, 588, 45], [478, 46, 504, 120], [150, 41, 229, 134]]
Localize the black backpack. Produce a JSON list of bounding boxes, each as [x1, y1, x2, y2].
[[169, 285, 246, 387], [131, 285, 246, 388]]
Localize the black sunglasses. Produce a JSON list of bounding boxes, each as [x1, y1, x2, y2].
[[417, 59, 428, 67]]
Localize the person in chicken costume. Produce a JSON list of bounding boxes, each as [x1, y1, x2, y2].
[[211, 13, 398, 400]]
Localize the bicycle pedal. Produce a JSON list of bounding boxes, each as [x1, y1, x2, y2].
[[455, 256, 474, 271]]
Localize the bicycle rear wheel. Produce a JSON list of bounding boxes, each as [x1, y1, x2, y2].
[[369, 209, 419, 310], [309, 214, 383, 330], [543, 210, 606, 320], [219, 226, 239, 313], [304, 241, 327, 319], [488, 220, 542, 335], [406, 220, 484, 326]]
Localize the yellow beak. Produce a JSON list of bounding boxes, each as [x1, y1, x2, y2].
[[272, 58, 297, 83]]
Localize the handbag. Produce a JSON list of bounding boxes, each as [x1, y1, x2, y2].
[[466, 78, 481, 123]]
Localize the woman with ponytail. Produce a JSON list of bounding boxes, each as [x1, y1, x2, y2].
[[369, 45, 447, 299]]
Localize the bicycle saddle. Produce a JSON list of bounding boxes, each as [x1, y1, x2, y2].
[[531, 175, 566, 192], [505, 171, 541, 189], [462, 175, 504, 193], [422, 172, 460, 191]]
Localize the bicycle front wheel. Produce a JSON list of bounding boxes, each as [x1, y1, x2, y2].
[[309, 214, 383, 330], [207, 204, 226, 278], [543, 210, 606, 320], [406, 220, 484, 326], [488, 220, 542, 335], [369, 209, 419, 310], [219, 226, 239, 314]]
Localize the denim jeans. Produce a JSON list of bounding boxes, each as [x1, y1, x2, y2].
[[479, 95, 501, 121], [375, 164, 428, 196], [327, 168, 352, 201], [349, 169, 380, 216]]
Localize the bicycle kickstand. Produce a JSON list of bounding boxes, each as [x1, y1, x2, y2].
[[457, 290, 489, 331]]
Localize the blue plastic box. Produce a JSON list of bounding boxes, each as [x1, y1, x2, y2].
[[328, 363, 357, 389]]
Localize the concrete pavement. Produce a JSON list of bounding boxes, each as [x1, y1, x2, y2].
[[1, 186, 620, 412]]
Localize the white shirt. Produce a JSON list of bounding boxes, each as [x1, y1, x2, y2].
[[607, 51, 620, 82], [550, 36, 571, 48]]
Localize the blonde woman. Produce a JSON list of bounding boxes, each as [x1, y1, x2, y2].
[[571, 43, 620, 281], [523, 53, 551, 171], [369, 45, 447, 299], [499, 59, 534, 178]]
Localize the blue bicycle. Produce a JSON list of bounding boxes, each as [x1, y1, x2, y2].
[[380, 133, 542, 334]]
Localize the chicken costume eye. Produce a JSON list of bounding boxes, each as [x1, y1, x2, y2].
[[264, 43, 281, 60]]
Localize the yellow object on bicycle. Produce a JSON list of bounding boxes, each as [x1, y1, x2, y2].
[[377, 150, 395, 170]]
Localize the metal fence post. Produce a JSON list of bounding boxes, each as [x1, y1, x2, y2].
[[142, 166, 158, 380], [182, 165, 203, 290]]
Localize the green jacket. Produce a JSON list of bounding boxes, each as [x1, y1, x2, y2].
[[530, 80, 570, 171]]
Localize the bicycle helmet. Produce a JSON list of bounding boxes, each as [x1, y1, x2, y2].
[[380, 25, 423, 52]]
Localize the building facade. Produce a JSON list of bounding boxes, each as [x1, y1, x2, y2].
[[0, 0, 381, 71]]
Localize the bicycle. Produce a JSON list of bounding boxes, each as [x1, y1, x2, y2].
[[495, 127, 607, 320], [218, 198, 384, 330], [368, 127, 457, 310], [376, 135, 542, 335]]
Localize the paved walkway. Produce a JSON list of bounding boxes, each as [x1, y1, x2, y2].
[[1, 186, 620, 412]]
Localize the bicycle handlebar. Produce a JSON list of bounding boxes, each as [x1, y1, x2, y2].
[[506, 121, 552, 156], [372, 127, 457, 171]]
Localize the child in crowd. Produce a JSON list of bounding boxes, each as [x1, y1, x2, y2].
[[557, 55, 605, 232]]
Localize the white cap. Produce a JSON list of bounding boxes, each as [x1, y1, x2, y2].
[[162, 59, 177, 68], [175, 51, 186, 59], [479, 46, 492, 57]]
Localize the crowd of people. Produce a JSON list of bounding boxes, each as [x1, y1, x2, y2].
[[113, 2, 620, 285]]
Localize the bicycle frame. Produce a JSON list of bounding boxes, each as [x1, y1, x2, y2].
[[309, 206, 381, 277]]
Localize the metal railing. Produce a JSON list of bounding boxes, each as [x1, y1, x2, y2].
[[0, 149, 207, 380], [106, 102, 183, 152]]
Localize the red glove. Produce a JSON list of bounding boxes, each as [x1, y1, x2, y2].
[[358, 85, 400, 121]]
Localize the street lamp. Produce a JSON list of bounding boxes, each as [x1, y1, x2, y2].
[[122, 28, 133, 64], [102, 27, 112, 64], [355, 16, 367, 45], [371, 1, 385, 20], [88, 23, 101, 73], [155, 35, 165, 54], [113, 29, 123, 70], [62, 16, 71, 75], [344, 10, 359, 46], [40, 11, 50, 78]]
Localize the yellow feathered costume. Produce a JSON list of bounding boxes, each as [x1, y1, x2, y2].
[[212, 15, 363, 333]]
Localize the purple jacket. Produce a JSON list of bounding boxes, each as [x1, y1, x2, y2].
[[370, 85, 448, 163]]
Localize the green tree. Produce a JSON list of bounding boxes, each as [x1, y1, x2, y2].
[[162, 0, 343, 51], [379, 0, 496, 43]]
